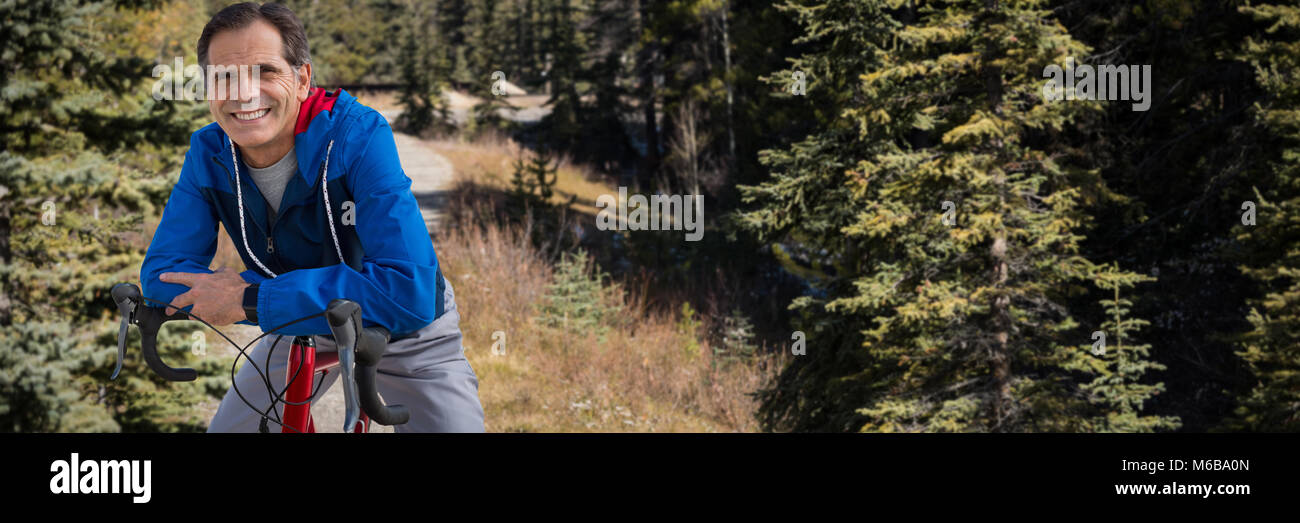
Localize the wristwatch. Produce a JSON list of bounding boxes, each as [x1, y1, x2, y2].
[[242, 284, 259, 324]]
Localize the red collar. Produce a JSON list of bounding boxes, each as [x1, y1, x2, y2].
[[293, 87, 339, 135]]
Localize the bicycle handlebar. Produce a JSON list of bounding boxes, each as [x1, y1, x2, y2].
[[111, 283, 196, 381], [324, 298, 410, 427], [109, 282, 410, 428]]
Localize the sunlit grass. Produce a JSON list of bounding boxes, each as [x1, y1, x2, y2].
[[429, 132, 616, 216]]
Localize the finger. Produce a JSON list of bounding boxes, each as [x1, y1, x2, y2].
[[170, 290, 196, 311], [160, 272, 200, 287]]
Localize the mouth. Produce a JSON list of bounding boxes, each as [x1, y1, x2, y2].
[[231, 107, 270, 122]]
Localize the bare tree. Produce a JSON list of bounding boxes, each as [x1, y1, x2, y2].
[[666, 99, 723, 195]]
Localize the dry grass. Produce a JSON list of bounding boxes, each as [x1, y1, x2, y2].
[[350, 89, 401, 113], [431, 132, 780, 431], [440, 212, 778, 432], [429, 132, 615, 216]]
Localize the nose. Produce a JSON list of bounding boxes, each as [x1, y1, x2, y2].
[[238, 67, 259, 105]]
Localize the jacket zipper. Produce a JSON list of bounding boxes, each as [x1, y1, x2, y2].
[[212, 155, 288, 274]]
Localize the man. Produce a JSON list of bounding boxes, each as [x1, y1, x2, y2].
[[140, 2, 484, 432]]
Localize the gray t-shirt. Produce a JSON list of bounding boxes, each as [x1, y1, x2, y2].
[[247, 147, 297, 217]]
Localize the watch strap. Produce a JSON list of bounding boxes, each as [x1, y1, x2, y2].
[[243, 284, 259, 324]]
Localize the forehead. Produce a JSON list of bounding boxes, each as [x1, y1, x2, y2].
[[207, 19, 288, 66]]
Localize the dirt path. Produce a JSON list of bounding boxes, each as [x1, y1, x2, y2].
[[204, 117, 456, 433], [392, 127, 457, 236]]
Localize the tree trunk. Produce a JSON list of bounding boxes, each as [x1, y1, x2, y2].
[[720, 2, 736, 170], [984, 0, 1012, 431], [637, 0, 659, 190]]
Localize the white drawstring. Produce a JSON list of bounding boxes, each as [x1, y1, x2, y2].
[[231, 137, 277, 278], [319, 140, 345, 263], [230, 137, 345, 279]]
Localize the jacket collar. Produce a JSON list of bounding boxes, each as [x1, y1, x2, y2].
[[293, 87, 350, 187]]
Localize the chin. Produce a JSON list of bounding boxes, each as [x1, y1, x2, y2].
[[224, 125, 277, 149]]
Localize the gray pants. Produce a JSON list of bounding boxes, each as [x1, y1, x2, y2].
[[207, 278, 485, 433]]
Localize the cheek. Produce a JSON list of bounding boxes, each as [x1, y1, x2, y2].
[[208, 101, 225, 120], [262, 80, 293, 110]]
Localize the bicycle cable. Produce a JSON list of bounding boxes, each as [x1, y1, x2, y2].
[[136, 296, 332, 433]]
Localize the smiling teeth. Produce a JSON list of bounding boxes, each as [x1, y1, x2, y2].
[[235, 109, 269, 121]]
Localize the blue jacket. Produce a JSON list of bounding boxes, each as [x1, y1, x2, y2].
[[140, 88, 446, 338]]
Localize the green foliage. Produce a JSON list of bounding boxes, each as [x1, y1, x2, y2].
[[0, 0, 220, 432], [395, 1, 455, 137], [711, 308, 757, 374], [285, 0, 397, 85], [676, 302, 702, 360], [462, 0, 522, 138], [504, 146, 581, 258], [1071, 264, 1181, 432], [537, 0, 587, 150], [0, 321, 117, 432], [1229, 1, 1300, 432], [537, 250, 618, 338], [509, 147, 561, 207], [738, 0, 1174, 432]]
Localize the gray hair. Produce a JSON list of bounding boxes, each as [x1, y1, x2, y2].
[[197, 2, 313, 86]]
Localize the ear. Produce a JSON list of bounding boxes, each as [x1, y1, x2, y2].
[[296, 63, 313, 102]]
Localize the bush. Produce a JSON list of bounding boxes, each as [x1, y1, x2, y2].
[[536, 250, 619, 339]]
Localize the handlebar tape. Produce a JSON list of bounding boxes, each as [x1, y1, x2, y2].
[[135, 305, 198, 382], [325, 300, 409, 426], [110, 283, 196, 382]]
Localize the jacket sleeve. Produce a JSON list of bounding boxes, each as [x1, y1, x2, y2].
[[139, 139, 220, 311], [254, 113, 443, 338]]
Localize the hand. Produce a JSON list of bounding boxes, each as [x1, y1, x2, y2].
[[160, 267, 251, 326]]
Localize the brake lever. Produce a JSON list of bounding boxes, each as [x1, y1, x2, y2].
[[109, 282, 196, 382], [338, 341, 362, 432], [325, 299, 364, 432], [112, 310, 132, 380], [110, 283, 141, 380]]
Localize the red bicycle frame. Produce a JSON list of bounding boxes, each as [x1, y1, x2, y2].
[[282, 336, 371, 433]]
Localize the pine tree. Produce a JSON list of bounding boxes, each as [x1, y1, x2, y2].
[[538, 0, 586, 150], [713, 307, 757, 371], [1230, 1, 1300, 432], [1051, 0, 1266, 431], [509, 146, 561, 207], [465, 0, 520, 137], [1, 0, 220, 432], [285, 0, 390, 85], [437, 0, 473, 87], [738, 0, 1174, 432], [396, 0, 454, 136], [1074, 264, 1180, 432], [537, 250, 617, 338]]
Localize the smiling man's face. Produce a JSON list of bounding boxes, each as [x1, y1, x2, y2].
[[206, 19, 311, 167]]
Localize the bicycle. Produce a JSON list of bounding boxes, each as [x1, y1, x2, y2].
[[108, 282, 410, 433]]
